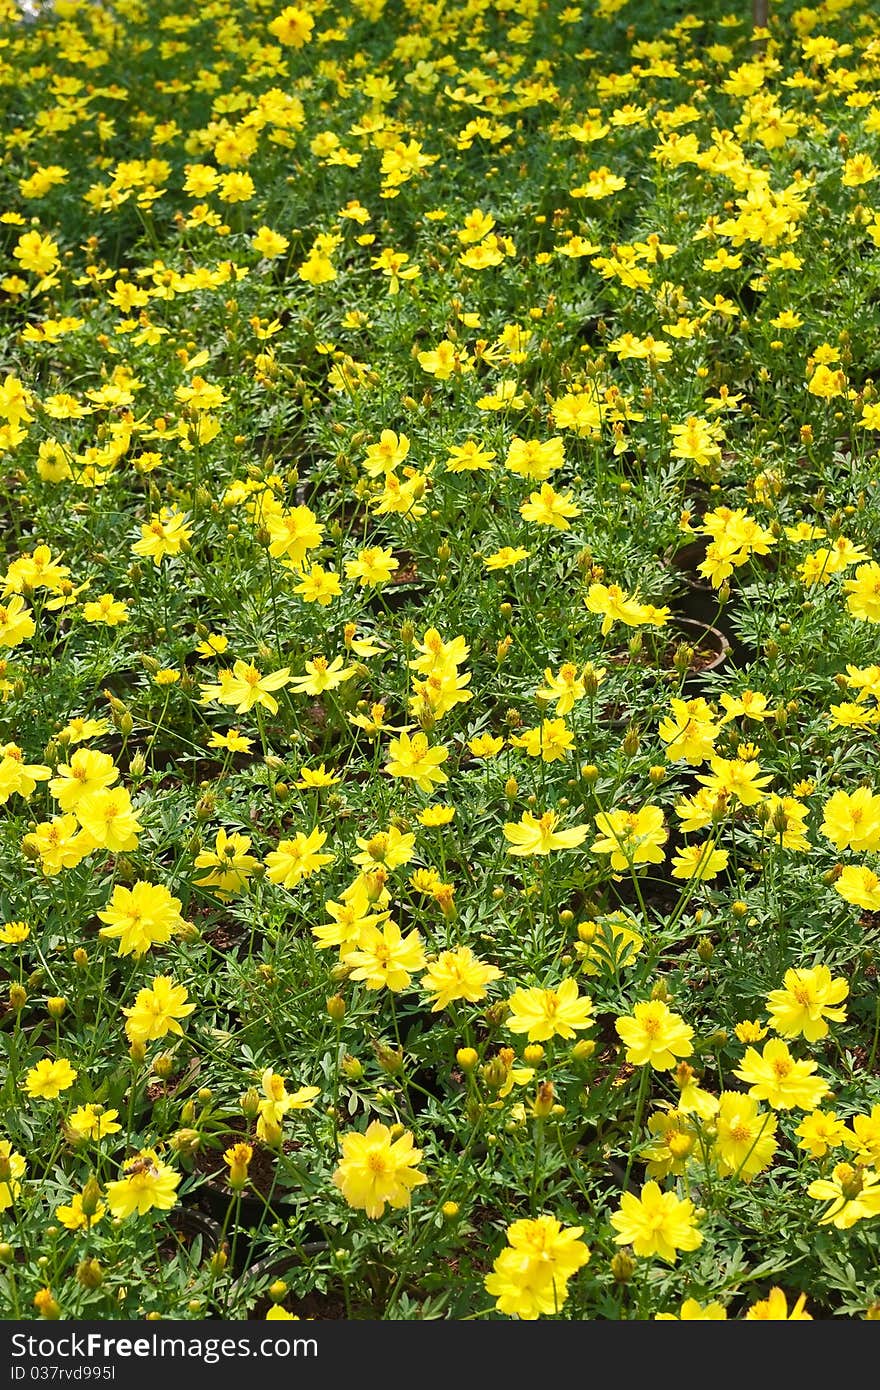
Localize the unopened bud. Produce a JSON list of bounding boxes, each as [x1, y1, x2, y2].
[[456, 1047, 478, 1072], [532, 1081, 555, 1117], [76, 1258, 103, 1290], [326, 994, 346, 1022]]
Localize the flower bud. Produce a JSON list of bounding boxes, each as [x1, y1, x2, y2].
[[326, 994, 346, 1022], [268, 1280, 288, 1304], [8, 984, 26, 1011], [504, 775, 518, 800], [622, 726, 641, 756], [76, 1258, 103, 1290], [611, 1251, 635, 1283], [152, 1052, 174, 1079], [340, 1054, 363, 1081], [523, 1044, 545, 1065], [373, 1041, 404, 1074], [532, 1081, 555, 1117], [456, 1047, 478, 1072], [80, 1177, 103, 1218], [171, 1128, 201, 1158], [697, 938, 715, 963], [481, 1056, 509, 1090], [441, 1200, 459, 1222]]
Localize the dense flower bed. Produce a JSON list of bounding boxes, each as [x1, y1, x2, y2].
[[1, 0, 880, 1321]]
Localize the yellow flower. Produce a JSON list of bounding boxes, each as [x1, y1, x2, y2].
[[844, 562, 880, 622], [266, 505, 324, 566], [268, 4, 314, 47], [353, 826, 415, 870], [733, 1038, 830, 1110], [484, 1216, 590, 1320], [82, 593, 129, 626], [615, 1001, 693, 1070], [745, 1287, 811, 1320], [807, 1163, 880, 1229], [421, 947, 501, 1011], [591, 805, 667, 870], [712, 1092, 777, 1180], [765, 965, 848, 1042], [362, 431, 410, 476], [503, 809, 588, 856], [519, 482, 581, 528], [506, 978, 593, 1042], [252, 226, 290, 258], [610, 1181, 702, 1263], [25, 1057, 77, 1100], [194, 827, 259, 896], [289, 655, 355, 696], [483, 546, 530, 571], [332, 1121, 426, 1218], [467, 733, 505, 758], [67, 1104, 121, 1141], [795, 1110, 850, 1159], [670, 840, 728, 881], [105, 1150, 180, 1219], [199, 660, 291, 716], [49, 748, 118, 813], [585, 582, 670, 635], [658, 697, 720, 764], [224, 1142, 253, 1190], [264, 828, 334, 888], [74, 786, 142, 852], [346, 920, 426, 992], [0, 1141, 26, 1209], [0, 920, 30, 945], [98, 881, 187, 957], [821, 787, 880, 853], [656, 1299, 726, 1320], [56, 1191, 106, 1231], [131, 508, 192, 564], [13, 229, 60, 276], [537, 662, 602, 716], [835, 865, 880, 910], [510, 718, 574, 763], [0, 595, 36, 649], [123, 976, 195, 1045], [345, 546, 399, 586], [383, 731, 449, 793]]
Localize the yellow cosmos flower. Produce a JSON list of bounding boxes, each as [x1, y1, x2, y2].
[[765, 965, 848, 1042], [610, 1181, 702, 1263], [616, 1001, 694, 1070], [503, 809, 588, 856], [421, 947, 501, 1011], [332, 1121, 426, 1218], [506, 978, 593, 1042], [105, 1151, 180, 1219]]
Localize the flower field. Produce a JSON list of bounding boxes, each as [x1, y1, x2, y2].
[[2, 0, 880, 1322]]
